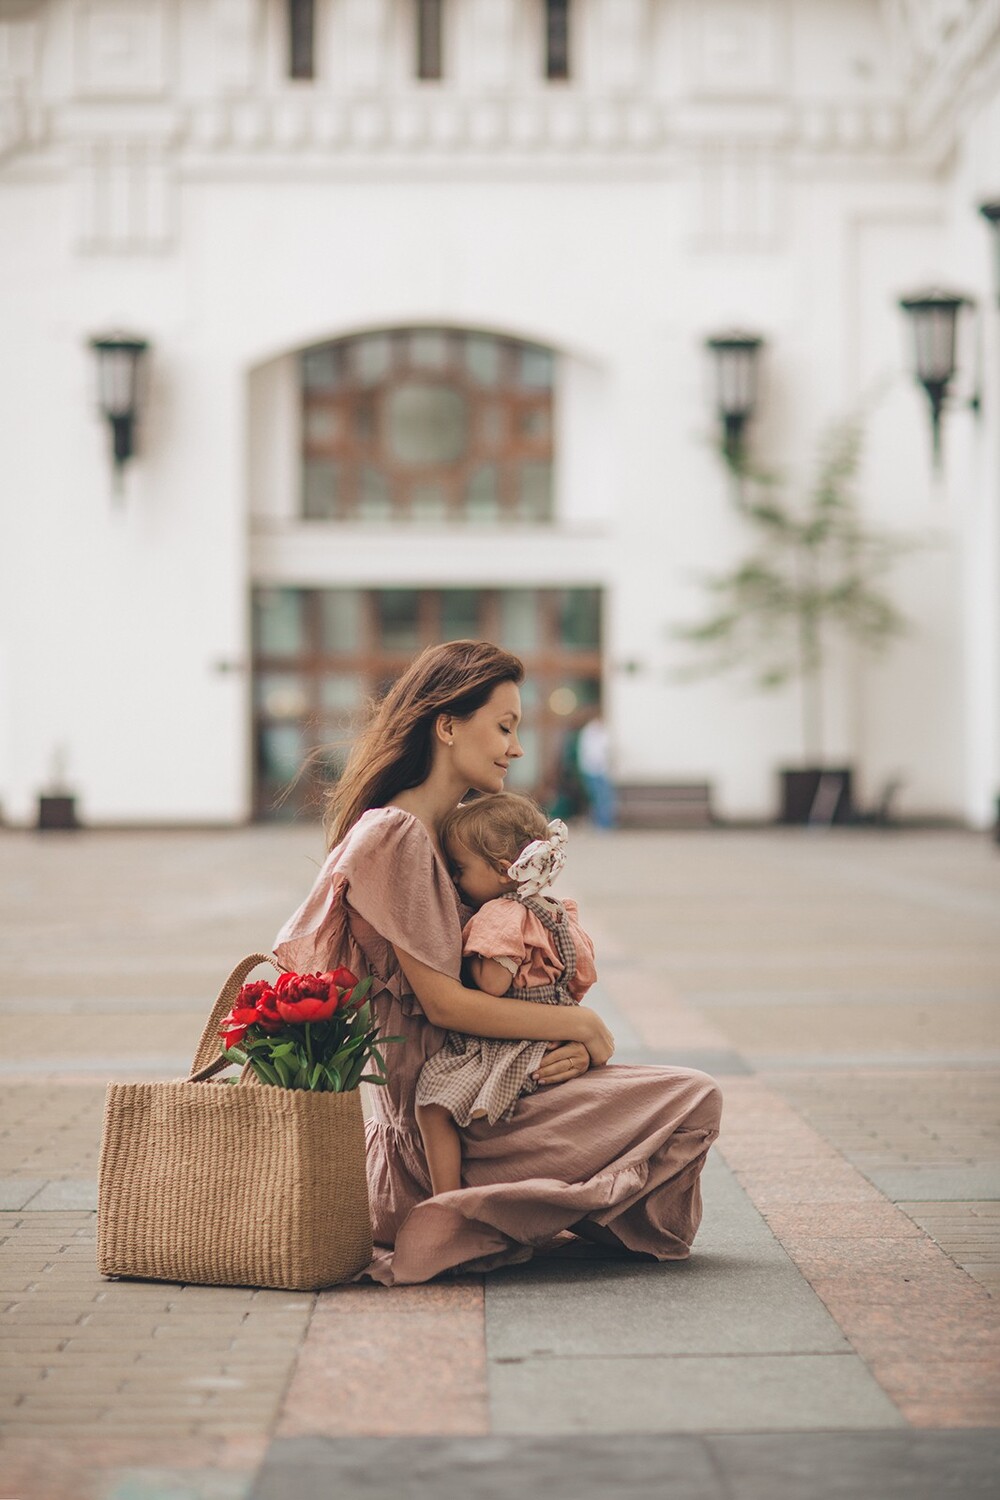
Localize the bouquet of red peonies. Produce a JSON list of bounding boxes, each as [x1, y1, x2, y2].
[[219, 966, 396, 1092]]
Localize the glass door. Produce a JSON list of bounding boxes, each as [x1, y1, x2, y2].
[[251, 586, 602, 820]]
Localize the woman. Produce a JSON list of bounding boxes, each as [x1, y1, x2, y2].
[[273, 640, 722, 1286]]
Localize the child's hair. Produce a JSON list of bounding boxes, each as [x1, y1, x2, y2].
[[441, 793, 549, 874]]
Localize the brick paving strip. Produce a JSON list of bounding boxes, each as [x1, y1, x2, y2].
[[276, 1282, 489, 1438]]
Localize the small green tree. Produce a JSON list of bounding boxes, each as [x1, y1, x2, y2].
[[676, 415, 915, 765]]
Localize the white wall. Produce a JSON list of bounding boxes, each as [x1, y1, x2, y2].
[[1, 0, 997, 826]]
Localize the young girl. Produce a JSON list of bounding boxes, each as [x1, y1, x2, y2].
[[415, 793, 597, 1196]]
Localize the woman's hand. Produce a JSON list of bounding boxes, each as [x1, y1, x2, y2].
[[536, 1007, 616, 1082], [572, 1004, 615, 1067], [533, 1040, 592, 1086]]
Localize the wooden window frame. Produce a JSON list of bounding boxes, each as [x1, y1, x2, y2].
[[301, 329, 556, 526], [544, 0, 571, 81], [251, 586, 602, 820], [288, 0, 316, 80], [415, 0, 444, 80]]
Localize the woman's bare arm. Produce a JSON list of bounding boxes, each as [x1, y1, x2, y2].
[[393, 946, 615, 1066]]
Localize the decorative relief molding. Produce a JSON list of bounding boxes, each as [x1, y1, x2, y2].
[[173, 93, 910, 162], [682, 0, 787, 99], [331, 0, 388, 93], [212, 0, 260, 97], [596, 0, 648, 96], [75, 134, 174, 252], [0, 13, 44, 161], [884, 0, 981, 76], [795, 100, 904, 154], [73, 0, 170, 100], [691, 141, 781, 251], [470, 0, 518, 93]]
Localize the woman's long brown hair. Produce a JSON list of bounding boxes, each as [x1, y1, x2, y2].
[[324, 640, 524, 849]]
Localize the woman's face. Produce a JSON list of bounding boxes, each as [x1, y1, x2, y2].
[[447, 681, 524, 794]]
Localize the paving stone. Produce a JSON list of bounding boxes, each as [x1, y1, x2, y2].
[[20, 1178, 99, 1210], [486, 1159, 849, 1359], [708, 1429, 1000, 1499], [862, 1166, 1000, 1201], [250, 1435, 726, 1500], [252, 1430, 1000, 1500], [0, 1177, 48, 1209], [488, 1353, 903, 1434], [101, 1470, 252, 1500]]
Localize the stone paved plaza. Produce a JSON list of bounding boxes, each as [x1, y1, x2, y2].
[[1, 824, 998, 1498]]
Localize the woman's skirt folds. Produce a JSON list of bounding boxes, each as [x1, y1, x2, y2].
[[362, 1063, 722, 1286]]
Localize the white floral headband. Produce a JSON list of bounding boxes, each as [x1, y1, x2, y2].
[[506, 819, 569, 898]]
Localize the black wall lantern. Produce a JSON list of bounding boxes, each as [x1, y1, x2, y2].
[[89, 333, 149, 489], [897, 288, 974, 470], [705, 330, 764, 471], [979, 201, 1000, 307]]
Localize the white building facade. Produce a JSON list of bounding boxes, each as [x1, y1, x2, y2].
[[2, 0, 998, 826]]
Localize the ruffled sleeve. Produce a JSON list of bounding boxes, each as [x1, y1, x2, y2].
[[272, 807, 463, 982], [461, 899, 529, 966], [561, 897, 598, 1002]]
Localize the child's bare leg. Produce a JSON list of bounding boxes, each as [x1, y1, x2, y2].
[[415, 1103, 463, 1195]]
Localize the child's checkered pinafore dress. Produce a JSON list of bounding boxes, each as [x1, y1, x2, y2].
[[414, 892, 579, 1128]]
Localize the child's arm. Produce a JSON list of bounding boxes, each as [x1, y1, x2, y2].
[[467, 954, 516, 996]]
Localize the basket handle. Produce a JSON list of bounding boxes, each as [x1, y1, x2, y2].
[[187, 952, 277, 1082]]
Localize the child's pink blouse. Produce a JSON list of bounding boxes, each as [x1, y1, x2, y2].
[[461, 896, 596, 1003]]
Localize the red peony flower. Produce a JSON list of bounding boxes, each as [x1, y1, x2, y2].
[[219, 1004, 262, 1050], [253, 987, 284, 1033], [329, 966, 359, 991], [273, 971, 339, 1024], [228, 979, 284, 1035], [239, 980, 275, 1006], [275, 994, 338, 1023]]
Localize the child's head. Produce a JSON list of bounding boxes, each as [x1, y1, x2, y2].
[[441, 793, 550, 908]]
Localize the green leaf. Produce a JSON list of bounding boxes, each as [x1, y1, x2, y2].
[[250, 1056, 281, 1087], [274, 1054, 297, 1088]]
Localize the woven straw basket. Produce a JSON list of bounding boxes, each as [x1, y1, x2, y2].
[[97, 954, 373, 1291]]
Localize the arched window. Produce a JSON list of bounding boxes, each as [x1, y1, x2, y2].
[[301, 328, 555, 524]]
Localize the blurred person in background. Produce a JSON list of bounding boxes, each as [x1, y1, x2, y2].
[[578, 713, 615, 830]]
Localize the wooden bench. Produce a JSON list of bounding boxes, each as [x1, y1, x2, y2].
[[614, 782, 714, 829]]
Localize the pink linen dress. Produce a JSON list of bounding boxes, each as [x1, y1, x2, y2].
[[272, 806, 723, 1287]]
